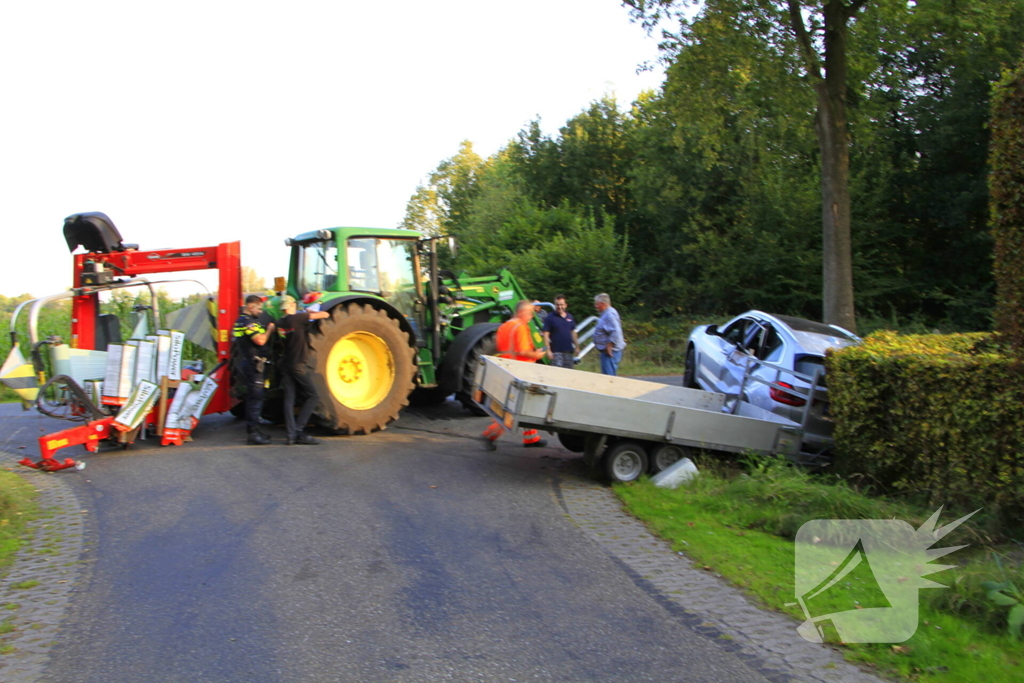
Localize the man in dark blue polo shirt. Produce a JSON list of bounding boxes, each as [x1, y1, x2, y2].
[[542, 294, 578, 369]]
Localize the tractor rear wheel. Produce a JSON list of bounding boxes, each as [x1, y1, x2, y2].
[[456, 331, 497, 415], [308, 303, 416, 434]]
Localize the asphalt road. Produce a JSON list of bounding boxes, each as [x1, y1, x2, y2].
[[5, 393, 769, 683]]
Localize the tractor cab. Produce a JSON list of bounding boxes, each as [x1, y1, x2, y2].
[[286, 227, 423, 331], [278, 225, 539, 431]]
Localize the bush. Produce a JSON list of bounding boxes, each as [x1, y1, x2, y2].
[[990, 62, 1024, 352], [826, 331, 1024, 531], [502, 211, 638, 308]]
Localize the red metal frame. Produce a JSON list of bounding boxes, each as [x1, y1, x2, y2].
[[70, 241, 241, 415], [19, 416, 115, 471]]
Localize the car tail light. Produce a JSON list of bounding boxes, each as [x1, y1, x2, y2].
[[770, 381, 806, 406]]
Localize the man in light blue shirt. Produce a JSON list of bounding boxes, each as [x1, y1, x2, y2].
[[592, 293, 625, 376]]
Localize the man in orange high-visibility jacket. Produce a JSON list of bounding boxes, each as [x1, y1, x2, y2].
[[482, 300, 548, 450]]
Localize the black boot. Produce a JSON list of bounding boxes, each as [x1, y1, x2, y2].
[[247, 429, 271, 445], [287, 431, 320, 445]]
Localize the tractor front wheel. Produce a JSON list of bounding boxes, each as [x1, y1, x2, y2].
[[308, 303, 416, 434], [456, 331, 497, 415]]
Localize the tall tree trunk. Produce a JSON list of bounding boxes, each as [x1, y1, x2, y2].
[[789, 0, 861, 333], [817, 1, 857, 332]]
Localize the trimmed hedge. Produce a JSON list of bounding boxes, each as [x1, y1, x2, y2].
[[826, 331, 1024, 528], [990, 62, 1024, 352]]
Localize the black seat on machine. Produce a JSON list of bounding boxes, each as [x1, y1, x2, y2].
[[63, 212, 126, 254]]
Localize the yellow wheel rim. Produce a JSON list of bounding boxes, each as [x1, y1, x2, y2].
[[325, 331, 395, 410]]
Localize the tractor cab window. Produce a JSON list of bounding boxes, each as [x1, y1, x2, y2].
[[347, 238, 418, 318], [296, 240, 339, 295], [347, 239, 380, 292]]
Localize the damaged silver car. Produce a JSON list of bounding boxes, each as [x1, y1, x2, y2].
[[684, 311, 860, 452]]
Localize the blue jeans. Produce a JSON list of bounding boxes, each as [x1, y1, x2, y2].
[[599, 348, 623, 376]]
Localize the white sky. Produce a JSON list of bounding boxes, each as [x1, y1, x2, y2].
[[1, 1, 664, 299]]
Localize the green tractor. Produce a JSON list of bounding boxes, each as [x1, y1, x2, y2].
[[275, 227, 542, 434]]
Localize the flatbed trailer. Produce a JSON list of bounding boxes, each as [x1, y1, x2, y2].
[[472, 356, 814, 483]]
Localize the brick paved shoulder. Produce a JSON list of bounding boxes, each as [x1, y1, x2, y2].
[[0, 450, 89, 683], [556, 477, 889, 683]]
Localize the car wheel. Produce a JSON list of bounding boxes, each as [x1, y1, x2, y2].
[[683, 346, 699, 389]]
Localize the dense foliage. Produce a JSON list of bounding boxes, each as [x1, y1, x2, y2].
[[990, 61, 1024, 351], [826, 331, 1024, 529], [403, 0, 1024, 332]]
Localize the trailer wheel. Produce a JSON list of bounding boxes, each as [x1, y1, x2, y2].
[[308, 303, 416, 434], [649, 444, 691, 474], [602, 441, 649, 484], [456, 331, 497, 415]]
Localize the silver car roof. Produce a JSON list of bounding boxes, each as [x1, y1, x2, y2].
[[742, 310, 859, 355]]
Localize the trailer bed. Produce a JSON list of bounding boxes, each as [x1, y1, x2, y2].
[[473, 357, 804, 462]]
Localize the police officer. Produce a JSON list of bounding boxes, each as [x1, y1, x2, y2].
[[234, 295, 276, 445]]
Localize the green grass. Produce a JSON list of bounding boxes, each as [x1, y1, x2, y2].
[[8, 580, 39, 591], [0, 471, 38, 570], [571, 313, 699, 376], [575, 353, 684, 377], [615, 456, 1024, 682]]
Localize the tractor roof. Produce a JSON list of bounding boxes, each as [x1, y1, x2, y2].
[[290, 227, 421, 242]]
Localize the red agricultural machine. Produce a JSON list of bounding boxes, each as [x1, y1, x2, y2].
[[4, 212, 241, 468]]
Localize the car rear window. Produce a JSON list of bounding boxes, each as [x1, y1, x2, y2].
[[773, 314, 855, 339]]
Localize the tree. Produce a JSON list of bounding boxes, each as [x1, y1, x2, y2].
[[626, 20, 823, 316], [791, 0, 866, 333], [401, 140, 487, 238], [857, 0, 1024, 329], [241, 266, 266, 293], [402, 0, 1021, 328], [626, 0, 872, 331], [507, 98, 632, 222]]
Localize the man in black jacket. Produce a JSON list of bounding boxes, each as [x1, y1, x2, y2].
[[277, 295, 330, 445]]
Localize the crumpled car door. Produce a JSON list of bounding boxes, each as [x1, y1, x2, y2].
[[720, 320, 764, 397]]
